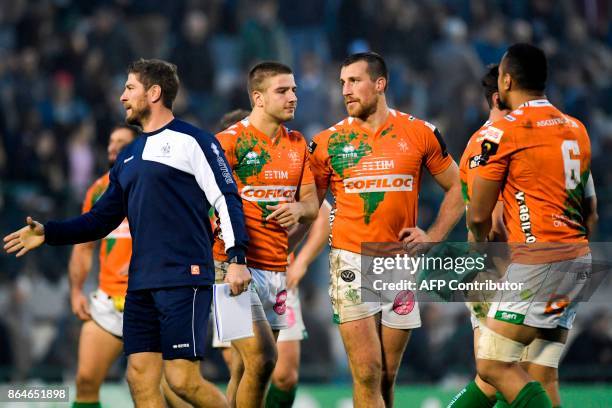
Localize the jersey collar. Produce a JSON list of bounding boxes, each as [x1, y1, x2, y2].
[[518, 99, 552, 108]]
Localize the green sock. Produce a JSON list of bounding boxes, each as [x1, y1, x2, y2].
[[265, 383, 297, 408], [510, 382, 552, 408], [447, 380, 495, 407], [496, 391, 511, 407], [72, 403, 101, 408]]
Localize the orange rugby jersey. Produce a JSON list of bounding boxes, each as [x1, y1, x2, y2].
[[82, 173, 131, 296], [213, 119, 314, 271], [459, 120, 492, 204], [476, 99, 591, 260], [309, 109, 453, 253]]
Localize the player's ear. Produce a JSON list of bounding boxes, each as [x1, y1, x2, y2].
[[502, 73, 512, 92], [375, 77, 387, 93], [148, 84, 162, 104], [252, 90, 265, 108]]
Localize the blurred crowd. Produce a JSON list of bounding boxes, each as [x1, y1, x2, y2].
[[0, 0, 611, 384]]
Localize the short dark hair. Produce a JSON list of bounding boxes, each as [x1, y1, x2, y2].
[[481, 64, 499, 109], [111, 123, 140, 138], [247, 61, 293, 96], [342, 52, 388, 90], [217, 109, 251, 132], [127, 58, 180, 109], [503, 43, 547, 93]]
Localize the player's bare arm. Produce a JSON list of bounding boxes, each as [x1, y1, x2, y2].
[[286, 202, 331, 289], [3, 216, 45, 257], [266, 183, 319, 227], [399, 161, 463, 247], [467, 175, 502, 242], [69, 241, 96, 320]]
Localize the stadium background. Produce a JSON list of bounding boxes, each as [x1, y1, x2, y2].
[[0, 0, 610, 406]]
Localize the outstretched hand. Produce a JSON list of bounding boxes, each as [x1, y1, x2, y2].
[[3, 216, 45, 257]]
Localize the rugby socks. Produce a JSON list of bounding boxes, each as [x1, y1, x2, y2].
[[265, 383, 297, 408], [496, 391, 511, 407], [447, 380, 495, 407], [509, 382, 552, 408], [72, 402, 101, 408]]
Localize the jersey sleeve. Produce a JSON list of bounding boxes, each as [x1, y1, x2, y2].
[[81, 183, 96, 214], [422, 122, 453, 175], [45, 166, 125, 245], [215, 131, 238, 168], [308, 133, 332, 191], [190, 131, 248, 259], [476, 125, 514, 182]]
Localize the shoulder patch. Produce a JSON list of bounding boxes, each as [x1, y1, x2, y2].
[[482, 126, 504, 144], [308, 140, 317, 154]]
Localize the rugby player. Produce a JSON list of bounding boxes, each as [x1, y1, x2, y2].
[[212, 62, 319, 407], [69, 125, 137, 407], [309, 52, 464, 407], [4, 58, 250, 408], [468, 43, 598, 408]]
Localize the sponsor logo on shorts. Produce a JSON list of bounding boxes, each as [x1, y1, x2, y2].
[[392, 290, 415, 315], [343, 174, 414, 193], [495, 310, 525, 325], [172, 343, 190, 349], [191, 265, 200, 275], [273, 290, 287, 315], [340, 270, 355, 282], [241, 186, 297, 202]]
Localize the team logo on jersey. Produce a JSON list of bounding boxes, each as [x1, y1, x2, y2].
[[343, 174, 414, 193], [160, 142, 171, 156], [288, 150, 300, 164], [308, 141, 317, 154], [340, 270, 355, 282], [341, 144, 358, 159], [191, 265, 200, 275], [398, 140, 409, 153], [241, 185, 297, 202], [245, 151, 260, 165]]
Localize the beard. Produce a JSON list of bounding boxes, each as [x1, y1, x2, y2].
[[125, 103, 151, 127], [346, 97, 377, 120]]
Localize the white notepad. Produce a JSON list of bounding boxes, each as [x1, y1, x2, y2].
[[213, 283, 254, 342]]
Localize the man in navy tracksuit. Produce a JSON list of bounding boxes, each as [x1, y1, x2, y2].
[[4, 59, 249, 408]]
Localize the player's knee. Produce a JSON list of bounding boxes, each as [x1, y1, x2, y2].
[[273, 367, 299, 391], [352, 360, 382, 388], [164, 368, 198, 398], [126, 361, 155, 392], [244, 347, 277, 378], [75, 370, 102, 396], [476, 359, 514, 386]]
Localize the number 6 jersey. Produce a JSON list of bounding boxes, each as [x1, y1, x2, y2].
[[476, 99, 591, 252]]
